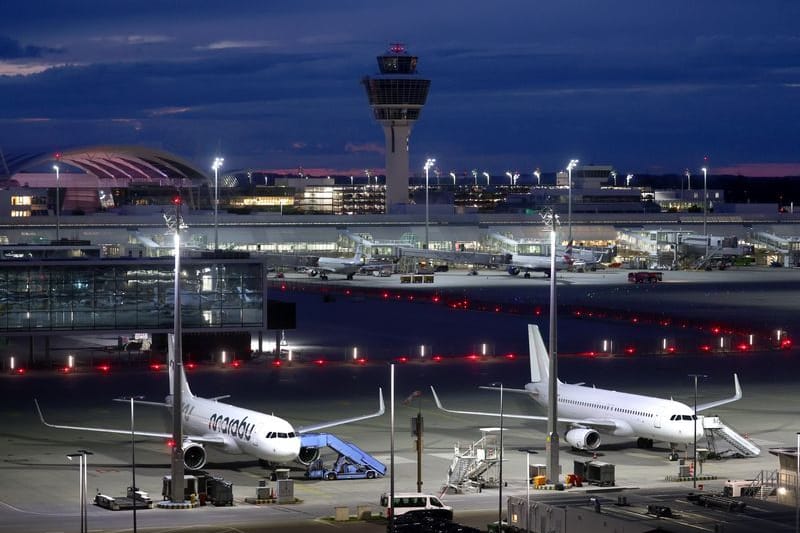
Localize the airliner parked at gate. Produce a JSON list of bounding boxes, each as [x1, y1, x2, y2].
[[309, 246, 367, 280], [432, 324, 754, 456], [36, 341, 384, 470]]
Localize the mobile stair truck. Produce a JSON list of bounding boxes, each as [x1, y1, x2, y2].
[[302, 433, 386, 480]]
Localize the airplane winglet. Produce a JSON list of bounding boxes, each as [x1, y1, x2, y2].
[[34, 399, 52, 427], [696, 373, 743, 412]]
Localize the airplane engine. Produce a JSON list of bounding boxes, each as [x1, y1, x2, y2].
[[565, 428, 601, 450], [507, 266, 520, 276], [182, 441, 207, 470], [297, 446, 320, 466], [308, 269, 319, 278]]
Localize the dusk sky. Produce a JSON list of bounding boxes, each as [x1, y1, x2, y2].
[[2, 1, 800, 178]]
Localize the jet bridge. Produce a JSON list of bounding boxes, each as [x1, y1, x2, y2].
[[300, 433, 386, 480]]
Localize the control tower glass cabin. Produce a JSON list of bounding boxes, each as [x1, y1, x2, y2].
[[362, 44, 430, 210]]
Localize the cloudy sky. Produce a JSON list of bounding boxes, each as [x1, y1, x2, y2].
[[2, 1, 800, 177]]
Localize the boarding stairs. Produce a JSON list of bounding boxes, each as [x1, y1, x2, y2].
[[443, 430, 502, 494], [691, 245, 725, 270], [750, 470, 779, 499], [702, 416, 760, 458], [300, 433, 386, 477]]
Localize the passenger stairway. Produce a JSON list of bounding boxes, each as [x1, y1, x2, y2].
[[443, 429, 502, 494], [300, 433, 386, 477], [702, 416, 760, 457]]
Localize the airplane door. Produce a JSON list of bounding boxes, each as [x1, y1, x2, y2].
[[654, 415, 661, 428]]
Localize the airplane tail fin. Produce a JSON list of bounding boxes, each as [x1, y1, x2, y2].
[[528, 324, 549, 383], [167, 333, 193, 398]]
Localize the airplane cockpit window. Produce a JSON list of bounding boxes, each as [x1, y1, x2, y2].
[[682, 415, 692, 420], [266, 432, 276, 438], [288, 432, 297, 438], [278, 432, 288, 438]]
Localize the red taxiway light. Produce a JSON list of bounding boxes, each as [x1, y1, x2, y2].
[[666, 346, 677, 354], [60, 366, 71, 373], [504, 353, 516, 360], [623, 347, 636, 355], [736, 343, 749, 352], [97, 364, 111, 373], [432, 355, 443, 362], [314, 358, 326, 366], [699, 344, 712, 352], [14, 367, 26, 375], [185, 362, 196, 370], [711, 326, 721, 334], [466, 354, 480, 361], [231, 360, 242, 368], [272, 359, 283, 367], [356, 358, 367, 365], [396, 356, 409, 364], [432, 295, 441, 303]]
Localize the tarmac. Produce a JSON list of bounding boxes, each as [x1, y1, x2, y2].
[[1, 266, 799, 532]]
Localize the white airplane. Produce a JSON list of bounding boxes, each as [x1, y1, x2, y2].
[[35, 339, 385, 471], [432, 324, 753, 458], [309, 246, 367, 280], [506, 252, 572, 278]]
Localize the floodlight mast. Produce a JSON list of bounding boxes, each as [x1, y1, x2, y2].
[[164, 196, 187, 504]]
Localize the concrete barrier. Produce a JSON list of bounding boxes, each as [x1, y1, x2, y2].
[[334, 506, 349, 521]]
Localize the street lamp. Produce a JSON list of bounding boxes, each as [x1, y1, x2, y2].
[[120, 396, 144, 532], [449, 171, 456, 187], [471, 169, 478, 187], [53, 164, 60, 241], [67, 449, 93, 533], [533, 168, 541, 186], [702, 166, 708, 257], [689, 374, 707, 489], [611, 170, 617, 186], [505, 171, 513, 186], [685, 168, 691, 191], [489, 382, 505, 530], [566, 159, 579, 245], [424, 158, 436, 250], [212, 157, 224, 251], [482, 171, 490, 186], [626, 173, 633, 187]]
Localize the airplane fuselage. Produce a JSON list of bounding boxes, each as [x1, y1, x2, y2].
[[181, 395, 301, 463], [525, 382, 703, 444]]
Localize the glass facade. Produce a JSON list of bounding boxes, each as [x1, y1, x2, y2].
[[0, 258, 264, 333]]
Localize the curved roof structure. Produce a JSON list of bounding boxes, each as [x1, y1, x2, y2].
[[0, 145, 211, 187]]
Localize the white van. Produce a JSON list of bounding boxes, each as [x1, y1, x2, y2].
[[380, 492, 453, 519]]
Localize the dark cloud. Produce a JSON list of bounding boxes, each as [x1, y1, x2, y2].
[[0, 35, 62, 59]]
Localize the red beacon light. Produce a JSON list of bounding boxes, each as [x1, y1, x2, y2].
[[699, 344, 712, 353], [271, 358, 283, 367], [97, 364, 111, 373], [432, 355, 443, 362], [432, 295, 441, 303], [149, 363, 162, 371], [356, 357, 367, 365], [15, 367, 26, 375], [504, 353, 516, 360], [466, 354, 479, 361], [314, 358, 326, 366], [396, 356, 409, 364], [166, 439, 176, 448], [666, 346, 677, 354], [623, 346, 636, 355], [185, 362, 196, 370], [231, 360, 241, 368], [736, 343, 749, 352]]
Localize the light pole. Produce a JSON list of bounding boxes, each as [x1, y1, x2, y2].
[[534, 169, 541, 186], [121, 396, 144, 532], [449, 171, 456, 187], [505, 171, 513, 186], [424, 158, 435, 250], [702, 166, 708, 257], [611, 170, 617, 187], [685, 168, 691, 191], [472, 169, 478, 187], [689, 374, 707, 489], [212, 157, 223, 251], [53, 164, 60, 241], [543, 208, 560, 486], [67, 449, 93, 533], [566, 159, 579, 245], [626, 173, 633, 187], [490, 382, 504, 530], [483, 171, 490, 186]]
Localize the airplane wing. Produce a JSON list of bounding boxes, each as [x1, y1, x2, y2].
[[34, 399, 228, 445], [297, 388, 385, 434], [430, 387, 617, 430], [696, 374, 742, 412]]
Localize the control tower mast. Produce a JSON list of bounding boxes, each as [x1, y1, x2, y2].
[[362, 43, 430, 211]]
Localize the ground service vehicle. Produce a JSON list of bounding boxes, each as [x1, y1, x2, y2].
[[380, 492, 453, 520], [627, 271, 663, 283]]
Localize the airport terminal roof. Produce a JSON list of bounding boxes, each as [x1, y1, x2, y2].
[[0, 145, 211, 186]]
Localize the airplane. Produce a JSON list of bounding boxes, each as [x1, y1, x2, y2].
[[431, 324, 753, 460], [308, 246, 367, 280], [35, 337, 385, 471], [506, 251, 572, 278]]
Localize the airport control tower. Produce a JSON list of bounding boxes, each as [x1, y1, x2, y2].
[[362, 44, 430, 210]]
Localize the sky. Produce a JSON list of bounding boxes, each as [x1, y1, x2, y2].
[[2, 1, 800, 178]]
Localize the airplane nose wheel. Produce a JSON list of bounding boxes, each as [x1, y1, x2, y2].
[[667, 452, 680, 461]]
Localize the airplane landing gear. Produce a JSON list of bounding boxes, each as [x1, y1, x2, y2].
[[524, 272, 531, 279], [346, 273, 354, 280], [637, 437, 654, 449]]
